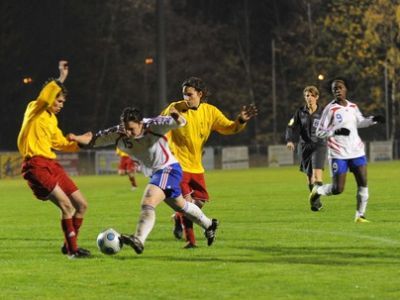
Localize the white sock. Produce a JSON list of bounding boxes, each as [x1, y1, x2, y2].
[[317, 184, 333, 196], [356, 186, 369, 217], [135, 205, 155, 244], [181, 201, 212, 229]]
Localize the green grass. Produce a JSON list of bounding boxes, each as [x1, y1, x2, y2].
[[1, 162, 400, 300]]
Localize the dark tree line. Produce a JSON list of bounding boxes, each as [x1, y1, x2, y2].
[[0, 0, 398, 150]]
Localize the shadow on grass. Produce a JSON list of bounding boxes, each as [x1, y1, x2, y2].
[[109, 244, 400, 266]]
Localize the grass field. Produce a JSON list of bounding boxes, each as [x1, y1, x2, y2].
[[1, 161, 400, 300]]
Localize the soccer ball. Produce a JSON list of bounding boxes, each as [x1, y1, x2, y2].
[[96, 228, 123, 255]]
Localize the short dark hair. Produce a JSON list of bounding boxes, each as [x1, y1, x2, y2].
[[43, 78, 68, 97], [120, 107, 143, 124], [329, 76, 350, 89], [182, 76, 209, 101]]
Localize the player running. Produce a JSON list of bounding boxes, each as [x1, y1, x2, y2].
[[285, 85, 327, 211], [309, 77, 385, 222], [71, 107, 218, 254]]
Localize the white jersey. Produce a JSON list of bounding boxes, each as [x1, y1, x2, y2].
[[316, 99, 376, 159], [91, 116, 186, 177]]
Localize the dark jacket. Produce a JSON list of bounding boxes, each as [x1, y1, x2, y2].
[[285, 105, 326, 146]]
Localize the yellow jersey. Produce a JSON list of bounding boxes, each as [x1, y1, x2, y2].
[[161, 101, 246, 173], [17, 81, 79, 159], [116, 147, 130, 157]]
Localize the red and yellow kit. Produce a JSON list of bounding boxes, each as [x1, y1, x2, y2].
[[161, 101, 246, 174], [116, 147, 137, 173], [17, 81, 79, 160]]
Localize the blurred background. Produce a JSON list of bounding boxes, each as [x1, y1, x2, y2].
[[0, 0, 398, 160]]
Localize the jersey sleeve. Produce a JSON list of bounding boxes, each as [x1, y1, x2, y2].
[[285, 110, 300, 142], [211, 106, 246, 135], [316, 105, 335, 138], [51, 127, 80, 152], [24, 81, 62, 122], [354, 105, 375, 128], [148, 116, 185, 135], [90, 125, 122, 148]]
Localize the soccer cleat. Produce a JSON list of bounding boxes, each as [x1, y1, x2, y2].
[[173, 215, 183, 240], [61, 244, 68, 254], [120, 234, 144, 254], [355, 216, 370, 223], [183, 242, 197, 249], [61, 245, 91, 256], [204, 219, 219, 246], [309, 186, 323, 212], [67, 249, 91, 259]]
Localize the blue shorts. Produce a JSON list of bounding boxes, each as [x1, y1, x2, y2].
[[149, 163, 182, 198], [330, 156, 367, 176]]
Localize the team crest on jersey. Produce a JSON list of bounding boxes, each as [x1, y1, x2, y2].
[[313, 118, 320, 128]]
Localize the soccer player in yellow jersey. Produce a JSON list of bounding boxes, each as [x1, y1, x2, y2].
[[116, 147, 138, 190], [17, 61, 91, 259], [161, 76, 257, 248]]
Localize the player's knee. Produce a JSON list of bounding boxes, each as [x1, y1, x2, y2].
[[77, 200, 88, 214], [59, 202, 75, 216]]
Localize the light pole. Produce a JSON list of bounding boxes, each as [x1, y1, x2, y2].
[[144, 57, 154, 115]]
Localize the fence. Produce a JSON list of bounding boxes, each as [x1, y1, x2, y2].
[[1, 140, 400, 178]]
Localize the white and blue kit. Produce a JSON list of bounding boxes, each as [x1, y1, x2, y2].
[[316, 99, 376, 175], [90, 116, 186, 198]]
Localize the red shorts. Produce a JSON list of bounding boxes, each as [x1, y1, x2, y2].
[[181, 171, 209, 201], [21, 156, 78, 200], [118, 156, 137, 173]]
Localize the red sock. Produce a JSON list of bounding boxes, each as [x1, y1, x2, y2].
[[73, 217, 83, 237], [175, 212, 183, 225], [61, 218, 78, 254], [182, 216, 196, 245]]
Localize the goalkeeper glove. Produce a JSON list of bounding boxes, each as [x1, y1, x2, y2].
[[334, 128, 350, 136], [372, 115, 385, 124]]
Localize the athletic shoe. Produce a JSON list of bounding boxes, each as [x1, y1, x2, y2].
[[61, 245, 91, 256], [309, 186, 323, 212], [61, 244, 68, 254], [120, 234, 144, 254], [204, 219, 219, 246], [355, 216, 370, 223], [183, 242, 197, 249], [67, 249, 91, 259], [173, 215, 183, 240]]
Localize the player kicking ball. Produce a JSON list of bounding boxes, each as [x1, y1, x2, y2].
[[70, 107, 218, 254]]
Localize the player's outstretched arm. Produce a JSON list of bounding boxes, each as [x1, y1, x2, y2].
[[238, 103, 258, 123], [58, 60, 69, 83], [67, 132, 93, 145]]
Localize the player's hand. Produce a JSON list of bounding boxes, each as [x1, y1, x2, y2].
[[334, 128, 350, 136], [238, 103, 258, 123], [372, 115, 385, 124], [169, 106, 179, 120], [58, 60, 69, 83], [173, 101, 189, 112], [286, 142, 295, 151], [67, 131, 92, 144]]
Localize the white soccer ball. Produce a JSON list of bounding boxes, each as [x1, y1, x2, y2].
[[96, 228, 123, 255]]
